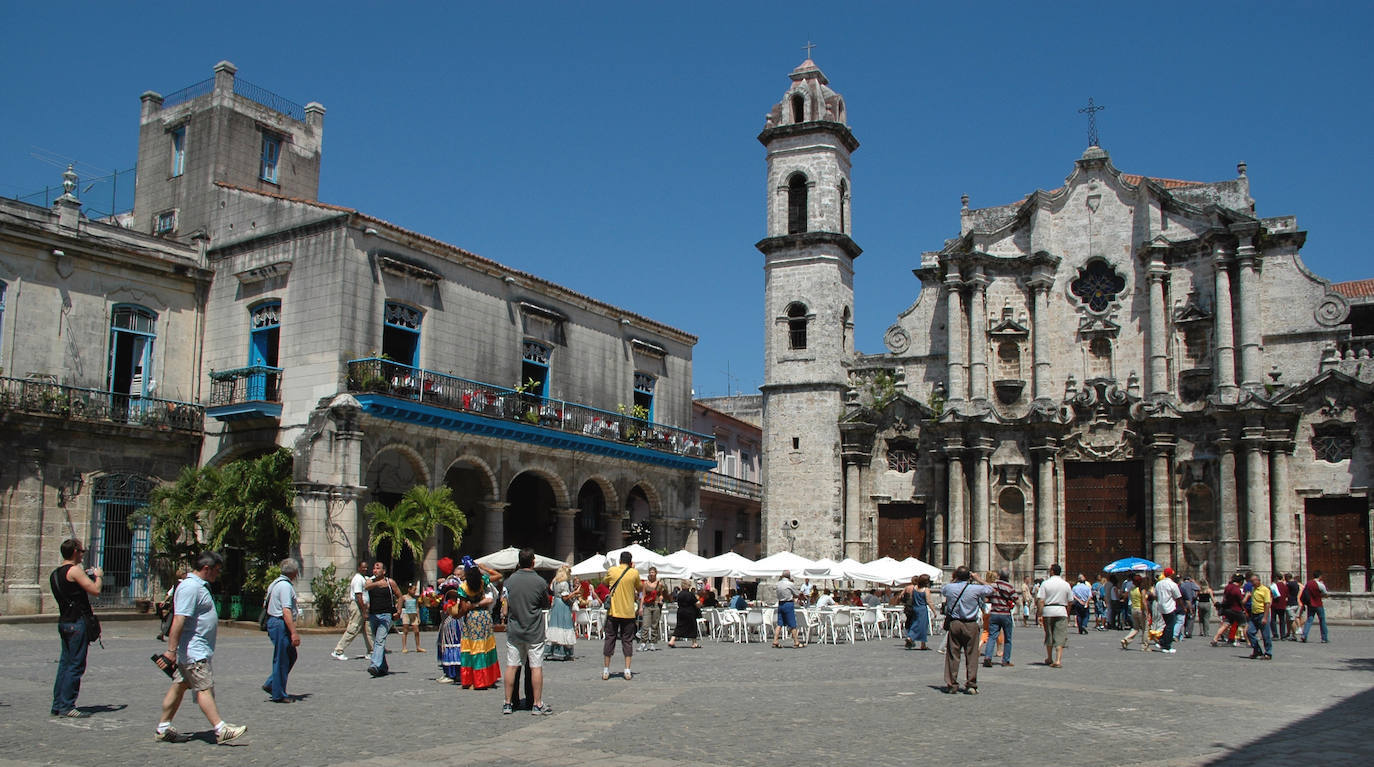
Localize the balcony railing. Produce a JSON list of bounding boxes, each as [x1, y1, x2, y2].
[[1338, 335, 1374, 361], [0, 377, 203, 433], [701, 471, 763, 501], [346, 358, 715, 460], [209, 366, 283, 406]]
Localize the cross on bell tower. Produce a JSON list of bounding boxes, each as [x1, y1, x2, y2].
[[1078, 97, 1105, 147]]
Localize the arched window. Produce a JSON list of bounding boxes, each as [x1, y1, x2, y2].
[[382, 302, 421, 367], [997, 486, 1025, 541], [1088, 337, 1112, 378], [838, 179, 848, 234], [1186, 484, 1215, 541], [791, 93, 805, 123], [997, 342, 1022, 380], [786, 302, 808, 350], [787, 173, 808, 234], [841, 306, 852, 353], [90, 473, 154, 604]]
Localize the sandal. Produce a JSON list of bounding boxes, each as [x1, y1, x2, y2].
[[772, 643, 781, 648]]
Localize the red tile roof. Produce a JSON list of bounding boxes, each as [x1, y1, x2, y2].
[[1120, 174, 1205, 189], [1333, 278, 1374, 299]]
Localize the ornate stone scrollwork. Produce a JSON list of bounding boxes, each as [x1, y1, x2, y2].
[[1314, 292, 1350, 328], [884, 325, 910, 354]]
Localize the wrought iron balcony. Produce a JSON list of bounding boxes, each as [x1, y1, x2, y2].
[[0, 376, 203, 433], [700, 471, 763, 501], [345, 358, 715, 464], [207, 366, 283, 421]]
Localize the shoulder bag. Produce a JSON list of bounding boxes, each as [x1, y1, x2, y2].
[[604, 566, 632, 620]]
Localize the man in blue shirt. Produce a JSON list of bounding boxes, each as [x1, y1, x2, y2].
[[262, 559, 301, 702], [939, 566, 993, 694], [155, 551, 246, 744], [1071, 575, 1093, 634]]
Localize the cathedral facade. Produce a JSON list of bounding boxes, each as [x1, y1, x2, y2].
[[760, 59, 1373, 589]]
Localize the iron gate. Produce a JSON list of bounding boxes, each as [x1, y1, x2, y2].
[[88, 474, 153, 606]]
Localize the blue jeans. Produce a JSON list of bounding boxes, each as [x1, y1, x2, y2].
[[52, 618, 89, 713], [1303, 607, 1328, 642], [369, 614, 392, 673], [983, 612, 1013, 663], [1246, 614, 1272, 655], [264, 616, 297, 699], [1159, 610, 1178, 650]]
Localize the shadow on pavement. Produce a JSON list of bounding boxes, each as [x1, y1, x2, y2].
[[1203, 686, 1374, 766]]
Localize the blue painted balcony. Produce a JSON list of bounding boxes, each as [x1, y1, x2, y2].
[[345, 358, 716, 471], [0, 376, 203, 433], [206, 366, 283, 421]]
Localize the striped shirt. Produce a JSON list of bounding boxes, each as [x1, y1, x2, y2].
[[988, 580, 1017, 614]]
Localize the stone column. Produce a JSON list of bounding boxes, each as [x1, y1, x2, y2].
[[1216, 436, 1240, 579], [945, 438, 967, 567], [1212, 244, 1238, 399], [554, 508, 578, 562], [844, 460, 863, 560], [1032, 442, 1057, 577], [1269, 437, 1296, 577], [1029, 277, 1053, 400], [971, 438, 992, 571], [1242, 427, 1271, 576], [945, 263, 966, 402], [484, 501, 507, 554], [1233, 227, 1262, 390], [1146, 250, 1170, 398], [968, 268, 989, 401], [931, 458, 947, 569], [4, 449, 46, 614], [1149, 436, 1176, 566], [602, 512, 624, 551]]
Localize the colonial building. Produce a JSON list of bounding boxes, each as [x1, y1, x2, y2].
[[694, 400, 762, 558], [760, 58, 1373, 590], [0, 62, 714, 614]]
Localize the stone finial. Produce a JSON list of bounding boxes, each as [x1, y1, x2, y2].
[[61, 165, 78, 199], [214, 60, 238, 75], [55, 165, 81, 229], [960, 193, 970, 210], [1237, 161, 1247, 177]]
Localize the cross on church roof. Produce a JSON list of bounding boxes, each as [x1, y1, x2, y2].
[[802, 40, 816, 60], [1078, 97, 1105, 147]]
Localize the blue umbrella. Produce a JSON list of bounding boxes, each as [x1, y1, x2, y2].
[[1102, 557, 1161, 573]]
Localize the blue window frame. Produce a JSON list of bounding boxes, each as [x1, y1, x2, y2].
[[108, 305, 157, 399], [248, 301, 281, 400], [382, 302, 421, 367], [521, 341, 550, 398], [89, 474, 153, 604], [260, 132, 281, 183], [0, 281, 6, 360], [633, 371, 655, 421], [170, 125, 186, 177]]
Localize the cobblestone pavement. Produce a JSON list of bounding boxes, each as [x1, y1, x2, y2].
[[1, 619, 1372, 766]]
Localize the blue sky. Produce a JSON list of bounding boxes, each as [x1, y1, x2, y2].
[[3, 2, 1371, 399]]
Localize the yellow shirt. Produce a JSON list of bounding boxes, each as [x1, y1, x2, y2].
[[1129, 585, 1146, 611], [603, 564, 641, 619], [1249, 585, 1272, 615]]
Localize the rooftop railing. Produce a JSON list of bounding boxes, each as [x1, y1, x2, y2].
[[160, 75, 305, 121], [208, 366, 283, 406], [345, 358, 715, 461], [0, 376, 203, 433]]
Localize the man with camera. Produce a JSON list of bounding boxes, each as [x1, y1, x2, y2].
[[50, 538, 101, 718], [940, 566, 992, 694]]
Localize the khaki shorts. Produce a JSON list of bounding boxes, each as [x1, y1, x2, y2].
[[402, 612, 419, 626], [1043, 616, 1068, 648], [173, 658, 214, 691], [505, 638, 545, 669]]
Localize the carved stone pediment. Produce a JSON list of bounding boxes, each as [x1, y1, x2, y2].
[[1060, 422, 1139, 461]]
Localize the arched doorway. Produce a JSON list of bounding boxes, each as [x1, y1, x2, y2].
[[576, 480, 607, 561], [507, 471, 558, 555], [363, 447, 425, 586], [626, 485, 653, 547], [443, 459, 495, 561]]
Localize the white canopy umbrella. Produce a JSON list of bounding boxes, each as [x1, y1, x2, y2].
[[804, 558, 845, 579], [741, 551, 816, 578], [570, 554, 610, 578], [696, 551, 755, 578], [664, 549, 714, 577], [475, 546, 564, 571], [898, 556, 942, 580], [605, 544, 690, 579]]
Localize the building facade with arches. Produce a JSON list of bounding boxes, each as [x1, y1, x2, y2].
[[759, 58, 1374, 594]]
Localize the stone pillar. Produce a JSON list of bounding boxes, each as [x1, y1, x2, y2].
[[945, 438, 967, 567], [603, 512, 624, 551], [1149, 436, 1176, 566], [1269, 438, 1296, 577], [1212, 244, 1238, 400], [1032, 442, 1057, 577], [1029, 278, 1053, 400], [1233, 228, 1263, 390], [3, 449, 46, 614], [1216, 436, 1240, 579], [945, 264, 966, 402], [931, 458, 947, 569], [1146, 251, 1170, 398], [970, 439, 992, 571], [484, 501, 507, 554], [968, 268, 989, 401], [554, 508, 578, 562], [844, 460, 863, 560], [1243, 427, 1271, 576]]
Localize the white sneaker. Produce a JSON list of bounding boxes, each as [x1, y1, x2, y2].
[[215, 723, 246, 744], [623, 669, 633, 681], [330, 650, 348, 661], [601, 667, 610, 681], [649, 643, 657, 651]]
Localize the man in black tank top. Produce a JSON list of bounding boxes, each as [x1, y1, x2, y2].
[[50, 538, 102, 717], [364, 561, 401, 676]]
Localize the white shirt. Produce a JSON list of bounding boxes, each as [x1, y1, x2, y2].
[[1155, 577, 1182, 614], [350, 572, 369, 605], [1037, 576, 1073, 618], [815, 594, 836, 609]]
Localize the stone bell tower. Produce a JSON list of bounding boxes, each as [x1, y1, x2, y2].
[[758, 57, 861, 559]]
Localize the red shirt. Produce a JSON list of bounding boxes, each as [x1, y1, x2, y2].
[[1220, 582, 1245, 611], [1302, 579, 1325, 608], [595, 583, 610, 602]]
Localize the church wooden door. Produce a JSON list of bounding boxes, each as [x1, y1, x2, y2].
[[877, 503, 926, 561], [1304, 497, 1370, 591], [1063, 462, 1146, 578]]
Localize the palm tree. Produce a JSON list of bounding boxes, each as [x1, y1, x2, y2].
[[395, 485, 467, 578], [365, 500, 426, 576]]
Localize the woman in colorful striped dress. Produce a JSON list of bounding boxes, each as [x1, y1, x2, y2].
[[437, 588, 463, 683], [457, 566, 501, 689]]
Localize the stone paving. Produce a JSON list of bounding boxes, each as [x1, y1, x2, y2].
[[1, 618, 1372, 766]]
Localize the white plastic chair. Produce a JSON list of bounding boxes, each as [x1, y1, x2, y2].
[[718, 609, 743, 642], [858, 608, 880, 640], [830, 609, 856, 644], [744, 608, 767, 643], [697, 608, 714, 639], [574, 609, 593, 639], [664, 610, 678, 639], [799, 608, 823, 644]]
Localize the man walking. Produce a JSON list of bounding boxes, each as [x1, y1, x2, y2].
[[502, 549, 552, 716], [1071, 574, 1092, 634], [773, 570, 802, 649], [1036, 564, 1073, 668], [941, 566, 992, 694], [1179, 574, 1199, 639], [1154, 568, 1183, 654], [601, 551, 642, 681], [155, 551, 246, 744], [365, 561, 401, 676], [1300, 571, 1329, 643], [1245, 572, 1273, 660], [982, 568, 1016, 668], [263, 559, 301, 701], [332, 559, 373, 660], [50, 538, 101, 718]]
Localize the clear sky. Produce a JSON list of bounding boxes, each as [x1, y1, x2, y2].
[[3, 2, 1370, 400]]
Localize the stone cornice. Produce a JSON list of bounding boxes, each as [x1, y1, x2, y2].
[[758, 120, 860, 152], [756, 231, 863, 260]]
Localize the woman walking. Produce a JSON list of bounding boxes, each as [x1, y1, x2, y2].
[[546, 566, 577, 661], [668, 583, 702, 649], [456, 566, 501, 689], [1120, 573, 1151, 651], [905, 574, 932, 650]]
